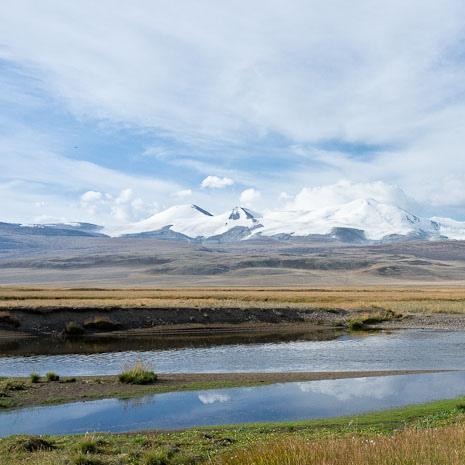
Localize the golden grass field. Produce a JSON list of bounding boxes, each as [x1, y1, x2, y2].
[[214, 424, 465, 465], [2, 286, 465, 313]]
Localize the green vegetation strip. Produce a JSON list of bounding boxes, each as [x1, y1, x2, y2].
[[2, 396, 465, 464]]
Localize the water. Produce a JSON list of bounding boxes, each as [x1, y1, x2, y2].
[[2, 329, 465, 376], [1, 371, 465, 437]]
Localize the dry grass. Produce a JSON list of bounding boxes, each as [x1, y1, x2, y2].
[[214, 424, 465, 465], [2, 287, 465, 313]]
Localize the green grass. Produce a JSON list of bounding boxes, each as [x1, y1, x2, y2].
[[119, 361, 157, 385], [2, 396, 465, 464], [45, 372, 59, 382]]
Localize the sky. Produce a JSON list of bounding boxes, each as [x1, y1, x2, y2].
[[2, 0, 465, 226]]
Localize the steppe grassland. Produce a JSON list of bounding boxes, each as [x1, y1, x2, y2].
[[214, 424, 465, 465], [1, 287, 465, 313]]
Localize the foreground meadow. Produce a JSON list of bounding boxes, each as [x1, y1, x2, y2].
[[2, 396, 465, 465]]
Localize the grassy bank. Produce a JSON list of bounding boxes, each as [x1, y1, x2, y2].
[[2, 286, 465, 313], [0, 370, 435, 410], [2, 396, 465, 464]]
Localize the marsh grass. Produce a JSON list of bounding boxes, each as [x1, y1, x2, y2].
[[119, 360, 157, 385]]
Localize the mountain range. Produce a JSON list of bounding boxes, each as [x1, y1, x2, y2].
[[3, 197, 465, 244]]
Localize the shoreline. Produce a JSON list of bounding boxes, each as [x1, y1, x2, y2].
[[0, 369, 447, 410], [2, 395, 465, 464]]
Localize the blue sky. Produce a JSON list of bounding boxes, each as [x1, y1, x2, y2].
[[2, 0, 465, 225]]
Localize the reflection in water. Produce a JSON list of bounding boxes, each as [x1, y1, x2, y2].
[[1, 371, 465, 437], [198, 393, 231, 404], [2, 329, 465, 376], [0, 329, 342, 356], [297, 377, 397, 401]]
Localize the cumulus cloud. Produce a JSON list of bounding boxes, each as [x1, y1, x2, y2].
[[201, 176, 234, 189], [286, 181, 416, 212], [80, 188, 157, 223], [240, 188, 261, 206]]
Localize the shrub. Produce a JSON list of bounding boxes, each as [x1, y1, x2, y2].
[[63, 377, 77, 383], [46, 372, 60, 382], [119, 361, 157, 385], [30, 373, 40, 383], [65, 321, 85, 336]]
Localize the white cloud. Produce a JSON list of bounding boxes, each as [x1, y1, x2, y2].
[[2, 0, 465, 148], [173, 189, 193, 199], [0, 131, 179, 225], [201, 176, 234, 189], [80, 188, 157, 223], [286, 181, 415, 212], [2, 1, 465, 217], [198, 393, 231, 405], [240, 188, 261, 206], [297, 377, 396, 401]]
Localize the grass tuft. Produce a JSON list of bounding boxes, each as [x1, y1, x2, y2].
[[119, 361, 157, 385], [45, 372, 60, 382], [29, 373, 40, 383], [72, 455, 104, 465], [65, 321, 85, 336], [9, 435, 56, 452], [143, 449, 172, 465]]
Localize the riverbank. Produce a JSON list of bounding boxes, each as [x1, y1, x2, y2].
[[0, 370, 440, 410], [3, 287, 465, 336], [2, 395, 465, 465]]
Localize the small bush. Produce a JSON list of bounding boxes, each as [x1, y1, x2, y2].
[[119, 361, 157, 385], [30, 373, 40, 383], [65, 321, 85, 336], [46, 372, 60, 382], [63, 377, 77, 383]]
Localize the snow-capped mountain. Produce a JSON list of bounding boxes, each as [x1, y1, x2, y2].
[[431, 217, 465, 240], [254, 199, 440, 241], [111, 198, 459, 242], [116, 205, 262, 239]]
